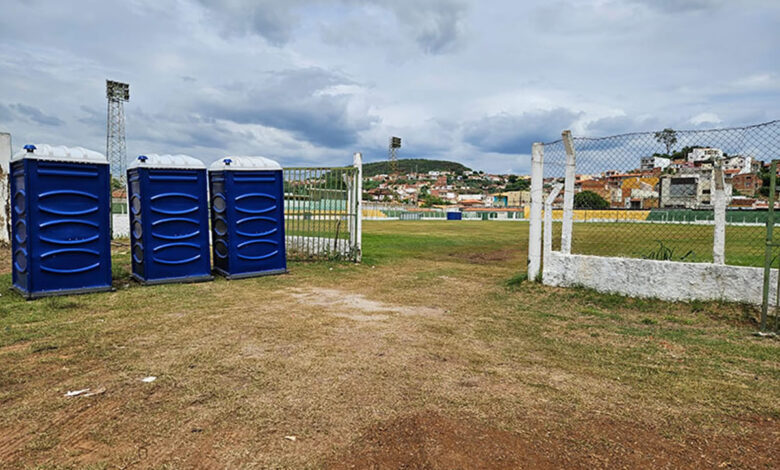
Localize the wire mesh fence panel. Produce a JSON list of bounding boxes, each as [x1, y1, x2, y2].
[[284, 167, 359, 261], [545, 120, 778, 267], [541, 139, 568, 252]]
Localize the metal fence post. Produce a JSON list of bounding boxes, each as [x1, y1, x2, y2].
[[544, 184, 563, 268], [528, 142, 544, 280], [347, 168, 354, 249], [712, 157, 726, 264], [353, 152, 363, 262], [561, 130, 576, 254]]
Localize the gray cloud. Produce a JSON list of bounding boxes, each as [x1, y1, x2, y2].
[[0, 102, 64, 126], [387, 0, 468, 54], [463, 109, 583, 154], [195, 0, 468, 54], [629, 0, 725, 13], [583, 115, 661, 136], [202, 68, 379, 148], [194, 0, 300, 46]]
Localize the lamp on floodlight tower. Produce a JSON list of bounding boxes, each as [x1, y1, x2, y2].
[[389, 136, 401, 174], [106, 80, 129, 185]]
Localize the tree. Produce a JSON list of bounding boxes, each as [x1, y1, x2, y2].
[[505, 179, 530, 192], [110, 176, 124, 191], [654, 128, 678, 156], [574, 191, 609, 209], [420, 195, 447, 207], [670, 145, 699, 161], [759, 167, 771, 198]]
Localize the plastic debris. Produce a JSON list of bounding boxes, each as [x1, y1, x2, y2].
[[83, 387, 106, 397], [141, 376, 157, 383], [753, 331, 777, 338], [284, 435, 297, 442], [65, 388, 90, 397]]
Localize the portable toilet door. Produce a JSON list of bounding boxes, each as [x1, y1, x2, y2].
[[10, 144, 112, 299], [127, 154, 213, 285], [209, 156, 287, 279]]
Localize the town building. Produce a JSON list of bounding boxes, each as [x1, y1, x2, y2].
[[492, 191, 529, 207], [640, 156, 671, 171], [731, 172, 762, 197], [723, 155, 753, 174], [660, 169, 732, 209], [687, 147, 723, 163]]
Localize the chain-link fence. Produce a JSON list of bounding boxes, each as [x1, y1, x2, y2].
[[284, 166, 360, 261], [540, 139, 568, 252], [541, 120, 778, 267]]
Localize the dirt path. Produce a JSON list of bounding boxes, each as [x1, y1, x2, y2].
[[0, 231, 777, 468], [329, 412, 778, 469]]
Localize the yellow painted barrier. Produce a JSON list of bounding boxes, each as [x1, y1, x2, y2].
[[362, 209, 387, 218], [286, 209, 389, 218], [522, 205, 649, 221], [541, 209, 650, 221]]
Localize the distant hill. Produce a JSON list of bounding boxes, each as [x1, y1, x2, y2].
[[363, 159, 471, 176]]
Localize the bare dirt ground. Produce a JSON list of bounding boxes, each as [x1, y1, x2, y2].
[[330, 411, 777, 470], [0, 244, 10, 275], [0, 222, 778, 468]]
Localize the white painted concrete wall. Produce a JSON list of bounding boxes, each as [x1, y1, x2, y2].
[[543, 251, 776, 306], [112, 214, 130, 238]]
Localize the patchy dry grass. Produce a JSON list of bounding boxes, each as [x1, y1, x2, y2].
[[0, 221, 777, 469]]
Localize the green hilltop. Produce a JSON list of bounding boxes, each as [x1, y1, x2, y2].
[[362, 159, 472, 176]]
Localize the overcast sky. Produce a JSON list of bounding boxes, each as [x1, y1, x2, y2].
[[1, 0, 778, 173]]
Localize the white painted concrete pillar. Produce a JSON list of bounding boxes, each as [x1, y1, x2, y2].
[[561, 130, 576, 254], [528, 142, 544, 280], [353, 152, 363, 262], [0, 133, 11, 244], [712, 158, 726, 264], [543, 184, 563, 272]]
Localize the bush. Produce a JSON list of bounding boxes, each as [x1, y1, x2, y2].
[[574, 191, 609, 209]]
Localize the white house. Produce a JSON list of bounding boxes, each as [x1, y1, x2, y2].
[[687, 147, 723, 162], [723, 155, 753, 174], [640, 156, 671, 171], [457, 194, 486, 202]]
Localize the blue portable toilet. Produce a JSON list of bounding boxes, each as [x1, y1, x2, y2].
[[10, 144, 112, 299], [446, 211, 462, 220], [127, 154, 213, 285], [208, 156, 287, 279]]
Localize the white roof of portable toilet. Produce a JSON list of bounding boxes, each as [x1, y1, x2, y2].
[[129, 154, 206, 170], [12, 144, 108, 164], [209, 156, 282, 171]]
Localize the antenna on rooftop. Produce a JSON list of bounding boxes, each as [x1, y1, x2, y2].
[[106, 80, 129, 184]]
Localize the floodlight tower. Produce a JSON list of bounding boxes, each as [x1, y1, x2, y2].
[[106, 80, 130, 184], [389, 136, 401, 174]]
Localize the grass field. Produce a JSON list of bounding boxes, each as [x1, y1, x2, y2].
[[0, 221, 778, 468], [569, 221, 767, 266]]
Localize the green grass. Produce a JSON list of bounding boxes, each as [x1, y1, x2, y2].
[[0, 220, 777, 468], [568, 221, 765, 266]]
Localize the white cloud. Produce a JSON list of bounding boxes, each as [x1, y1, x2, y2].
[[689, 112, 722, 126]]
